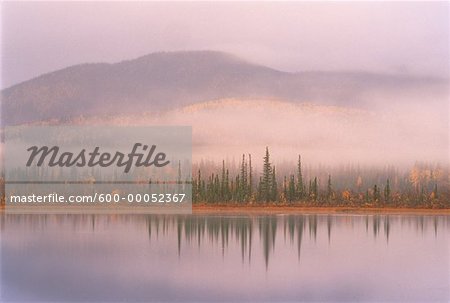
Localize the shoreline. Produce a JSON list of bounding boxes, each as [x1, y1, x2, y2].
[[192, 204, 450, 215], [1, 204, 449, 215]]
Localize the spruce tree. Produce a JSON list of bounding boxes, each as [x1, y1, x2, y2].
[[257, 176, 263, 201], [248, 154, 253, 199], [288, 174, 296, 202], [221, 160, 226, 199], [313, 177, 318, 201], [373, 184, 379, 202], [225, 169, 230, 201], [327, 174, 332, 200], [271, 166, 278, 202], [230, 179, 235, 201], [384, 178, 391, 202], [236, 175, 241, 202], [283, 176, 288, 201], [197, 169, 202, 201], [240, 154, 248, 201], [192, 177, 198, 203], [308, 179, 312, 199], [260, 147, 272, 202], [296, 155, 304, 199], [214, 174, 220, 202]]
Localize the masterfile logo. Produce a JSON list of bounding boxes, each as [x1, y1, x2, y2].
[[3, 126, 192, 214], [26, 143, 171, 173]]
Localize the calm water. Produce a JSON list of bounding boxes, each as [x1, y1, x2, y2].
[[1, 213, 449, 302]]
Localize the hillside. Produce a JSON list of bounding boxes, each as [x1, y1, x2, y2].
[[2, 51, 446, 126]]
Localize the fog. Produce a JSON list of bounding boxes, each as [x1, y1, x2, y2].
[[1, 2, 448, 169], [2, 2, 449, 88], [68, 95, 447, 169]]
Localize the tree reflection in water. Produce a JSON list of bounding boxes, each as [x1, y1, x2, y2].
[[1, 213, 449, 269]]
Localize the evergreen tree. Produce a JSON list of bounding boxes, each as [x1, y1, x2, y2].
[[235, 175, 241, 202], [240, 154, 248, 201], [308, 179, 312, 199], [221, 160, 226, 199], [313, 177, 318, 201], [230, 179, 234, 201], [197, 169, 202, 201], [225, 169, 230, 201], [283, 176, 288, 201], [192, 177, 198, 203], [260, 147, 273, 202], [271, 166, 278, 202], [257, 176, 263, 201], [287, 175, 297, 202], [248, 154, 253, 199], [384, 178, 391, 202], [214, 174, 220, 202], [288, 174, 296, 202], [373, 184, 379, 202], [327, 174, 333, 200], [296, 155, 304, 199], [201, 179, 206, 202]]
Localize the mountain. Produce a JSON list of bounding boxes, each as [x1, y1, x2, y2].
[[1, 51, 446, 125]]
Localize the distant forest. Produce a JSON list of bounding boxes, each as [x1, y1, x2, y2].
[[192, 148, 449, 208]]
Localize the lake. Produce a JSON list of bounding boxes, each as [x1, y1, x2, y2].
[[1, 213, 449, 302]]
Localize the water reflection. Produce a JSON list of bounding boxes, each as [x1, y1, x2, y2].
[[1, 213, 449, 302], [2, 213, 449, 267]]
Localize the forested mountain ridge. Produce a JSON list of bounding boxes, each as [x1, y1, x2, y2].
[[2, 51, 445, 126]]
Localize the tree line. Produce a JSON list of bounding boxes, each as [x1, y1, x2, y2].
[[192, 147, 448, 208]]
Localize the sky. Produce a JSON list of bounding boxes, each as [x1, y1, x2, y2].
[[1, 1, 449, 89]]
